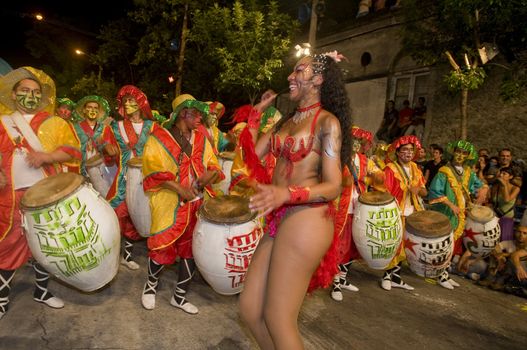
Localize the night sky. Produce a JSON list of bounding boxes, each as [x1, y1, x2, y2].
[[1, 1, 133, 68]]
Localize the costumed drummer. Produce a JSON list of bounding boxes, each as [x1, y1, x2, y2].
[[428, 140, 487, 289], [100, 85, 159, 270], [382, 135, 427, 291], [0, 67, 81, 320], [332, 126, 384, 301], [141, 94, 223, 314], [198, 101, 231, 154], [72, 95, 111, 179], [55, 97, 77, 123], [239, 51, 352, 349]]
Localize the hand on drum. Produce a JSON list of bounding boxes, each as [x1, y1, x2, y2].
[[178, 184, 199, 202], [249, 184, 289, 217], [104, 144, 119, 157], [26, 151, 52, 168], [517, 266, 527, 281]]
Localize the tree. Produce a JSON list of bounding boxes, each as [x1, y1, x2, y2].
[[401, 0, 527, 140], [191, 1, 298, 104]]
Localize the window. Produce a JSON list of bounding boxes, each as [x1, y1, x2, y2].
[[390, 71, 429, 109]]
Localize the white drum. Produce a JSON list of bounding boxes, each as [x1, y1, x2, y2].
[[125, 157, 151, 238], [86, 154, 112, 197], [193, 195, 263, 295], [213, 151, 235, 196], [463, 205, 501, 258], [20, 173, 120, 292], [405, 210, 454, 278], [352, 191, 403, 270]]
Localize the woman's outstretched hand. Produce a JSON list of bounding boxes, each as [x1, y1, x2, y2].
[[249, 183, 289, 217], [254, 90, 277, 113]]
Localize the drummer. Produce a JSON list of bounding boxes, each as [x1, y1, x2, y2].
[[101, 85, 159, 271], [72, 95, 111, 178], [382, 135, 427, 291], [55, 97, 77, 123], [198, 101, 231, 154], [141, 94, 223, 314], [0, 67, 81, 320], [428, 140, 487, 289], [332, 126, 384, 301]]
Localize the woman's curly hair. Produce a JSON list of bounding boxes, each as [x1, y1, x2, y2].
[[274, 55, 352, 167]]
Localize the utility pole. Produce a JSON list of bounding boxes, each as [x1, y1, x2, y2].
[[308, 0, 318, 49]]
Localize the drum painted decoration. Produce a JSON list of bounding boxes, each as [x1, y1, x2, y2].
[[352, 191, 402, 270], [125, 157, 151, 237], [404, 210, 453, 278], [86, 154, 112, 197], [20, 173, 120, 292], [193, 195, 263, 295], [463, 205, 501, 258]]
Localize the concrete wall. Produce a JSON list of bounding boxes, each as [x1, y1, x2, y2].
[[346, 78, 388, 132]]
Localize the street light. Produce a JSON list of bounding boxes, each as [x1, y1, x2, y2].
[[74, 49, 103, 91]]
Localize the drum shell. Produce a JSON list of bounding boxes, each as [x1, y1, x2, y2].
[[86, 156, 112, 198], [125, 163, 151, 237], [21, 180, 120, 292], [352, 196, 402, 270], [214, 156, 233, 195], [405, 230, 453, 278], [463, 215, 501, 258], [193, 217, 263, 295]]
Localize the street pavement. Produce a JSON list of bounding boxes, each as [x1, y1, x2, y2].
[[1, 240, 526, 350]]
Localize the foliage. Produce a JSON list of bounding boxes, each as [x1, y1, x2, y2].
[[443, 66, 486, 92], [191, 1, 298, 104]]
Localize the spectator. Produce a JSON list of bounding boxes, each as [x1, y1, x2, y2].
[[478, 148, 490, 158], [424, 145, 447, 188], [397, 99, 414, 136], [405, 97, 426, 140], [490, 166, 520, 241], [376, 100, 398, 143]]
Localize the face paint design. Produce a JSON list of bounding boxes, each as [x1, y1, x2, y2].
[[124, 97, 139, 115], [453, 149, 469, 165], [84, 102, 100, 121], [288, 57, 317, 101], [57, 105, 73, 120], [208, 112, 218, 127], [14, 79, 42, 112], [397, 144, 415, 163]]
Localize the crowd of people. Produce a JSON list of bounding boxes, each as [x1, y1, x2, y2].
[[0, 57, 526, 350]]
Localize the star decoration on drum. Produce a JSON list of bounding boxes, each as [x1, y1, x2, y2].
[[463, 228, 478, 243], [404, 237, 418, 255]]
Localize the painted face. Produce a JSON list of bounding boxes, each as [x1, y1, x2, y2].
[[453, 148, 469, 165], [13, 79, 42, 113], [288, 56, 317, 101], [352, 139, 362, 154], [57, 105, 73, 120], [397, 144, 415, 163], [84, 101, 100, 121], [123, 96, 139, 115], [182, 108, 202, 130], [208, 112, 218, 127]]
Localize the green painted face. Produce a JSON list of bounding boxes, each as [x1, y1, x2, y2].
[[453, 148, 469, 165], [84, 101, 100, 121], [124, 97, 139, 115], [14, 79, 42, 112]]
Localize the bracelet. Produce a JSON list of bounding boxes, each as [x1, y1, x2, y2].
[[287, 185, 310, 204], [247, 108, 262, 129]]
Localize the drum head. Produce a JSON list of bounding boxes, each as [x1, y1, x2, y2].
[[200, 195, 255, 224], [86, 154, 103, 167], [406, 210, 452, 238], [467, 205, 495, 223], [21, 173, 84, 209], [358, 191, 394, 206], [219, 151, 235, 161], [127, 157, 143, 168]]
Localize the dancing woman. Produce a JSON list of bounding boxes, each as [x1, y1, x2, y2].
[[239, 52, 352, 349]]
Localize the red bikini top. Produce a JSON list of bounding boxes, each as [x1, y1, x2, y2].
[[270, 107, 322, 177]]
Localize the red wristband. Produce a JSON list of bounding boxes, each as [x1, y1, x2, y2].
[[247, 108, 262, 129], [287, 185, 310, 204]]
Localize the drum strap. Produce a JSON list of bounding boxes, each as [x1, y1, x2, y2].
[[169, 126, 193, 158], [447, 164, 472, 205], [350, 156, 362, 195], [2, 112, 44, 152]]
